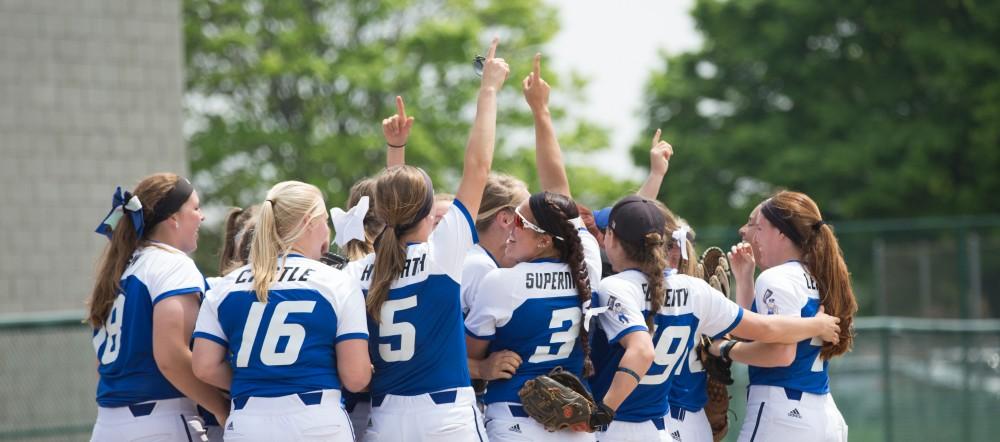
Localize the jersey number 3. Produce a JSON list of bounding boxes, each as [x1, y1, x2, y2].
[[529, 307, 582, 363], [236, 301, 316, 367]]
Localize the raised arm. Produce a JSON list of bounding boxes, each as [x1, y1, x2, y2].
[[636, 129, 673, 200], [383, 95, 414, 168], [454, 37, 508, 219], [523, 53, 570, 197], [728, 242, 756, 308]]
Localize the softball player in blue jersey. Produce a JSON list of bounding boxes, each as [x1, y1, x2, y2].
[[465, 191, 603, 442], [710, 191, 856, 442], [192, 181, 371, 441], [588, 196, 844, 442], [88, 173, 229, 442], [339, 37, 506, 442]]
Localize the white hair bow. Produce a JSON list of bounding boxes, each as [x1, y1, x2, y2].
[[330, 196, 369, 247], [672, 225, 691, 261], [582, 298, 608, 332]]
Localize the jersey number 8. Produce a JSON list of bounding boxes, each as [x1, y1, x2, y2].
[[92, 293, 126, 365], [236, 301, 317, 367]]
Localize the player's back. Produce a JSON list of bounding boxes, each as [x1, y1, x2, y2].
[[591, 272, 742, 421], [196, 254, 367, 399], [346, 202, 477, 398], [748, 260, 829, 393], [467, 259, 587, 405], [93, 244, 206, 407]]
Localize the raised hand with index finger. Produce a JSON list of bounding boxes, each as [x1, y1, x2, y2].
[[522, 52, 550, 112], [649, 129, 673, 177], [382, 95, 415, 148], [480, 37, 510, 91]]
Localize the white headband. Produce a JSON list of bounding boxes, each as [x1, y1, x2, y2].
[[672, 225, 691, 261], [330, 196, 370, 248]]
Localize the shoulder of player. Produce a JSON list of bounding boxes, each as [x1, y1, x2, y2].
[[598, 272, 645, 304], [756, 263, 803, 289]]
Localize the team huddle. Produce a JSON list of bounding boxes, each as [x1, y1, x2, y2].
[[86, 39, 858, 442]]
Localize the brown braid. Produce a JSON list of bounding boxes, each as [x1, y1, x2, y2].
[[617, 232, 669, 330], [540, 194, 595, 377]]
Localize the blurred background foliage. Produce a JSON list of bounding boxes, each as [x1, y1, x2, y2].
[[183, 0, 635, 270], [634, 0, 1000, 228]]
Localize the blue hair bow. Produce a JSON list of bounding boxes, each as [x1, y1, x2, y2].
[[95, 187, 145, 240]]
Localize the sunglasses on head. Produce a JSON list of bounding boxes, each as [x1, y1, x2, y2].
[[514, 206, 565, 241]]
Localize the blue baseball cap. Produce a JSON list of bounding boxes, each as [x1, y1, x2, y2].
[[593, 207, 612, 231]]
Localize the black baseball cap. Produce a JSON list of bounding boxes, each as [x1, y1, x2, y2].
[[607, 195, 666, 245]]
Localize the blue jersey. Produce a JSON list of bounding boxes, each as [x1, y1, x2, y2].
[[748, 261, 829, 393], [92, 243, 206, 407], [345, 201, 478, 398], [193, 254, 368, 399], [589, 272, 742, 422], [464, 218, 602, 404]]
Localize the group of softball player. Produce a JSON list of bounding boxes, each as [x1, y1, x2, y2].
[[86, 38, 856, 442]]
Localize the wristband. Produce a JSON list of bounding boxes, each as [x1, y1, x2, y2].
[[720, 339, 738, 364], [616, 366, 641, 383], [387, 142, 406, 148]]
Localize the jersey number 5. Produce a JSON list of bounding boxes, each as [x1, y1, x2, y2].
[[236, 301, 316, 367], [379, 297, 418, 362], [528, 307, 582, 363]]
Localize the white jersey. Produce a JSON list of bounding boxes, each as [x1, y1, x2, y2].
[[590, 272, 742, 423], [193, 254, 368, 399], [748, 260, 829, 393], [460, 244, 500, 315], [343, 201, 477, 398], [464, 217, 601, 405], [93, 243, 207, 407]]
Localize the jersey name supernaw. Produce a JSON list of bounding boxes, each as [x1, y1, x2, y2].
[[589, 271, 742, 422], [193, 254, 368, 399], [749, 260, 829, 393], [345, 201, 478, 398], [93, 243, 206, 407], [464, 217, 601, 405]]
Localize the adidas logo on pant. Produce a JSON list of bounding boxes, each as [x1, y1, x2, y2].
[[226, 421, 234, 431], [788, 408, 802, 419], [508, 423, 522, 434], [671, 429, 682, 441]]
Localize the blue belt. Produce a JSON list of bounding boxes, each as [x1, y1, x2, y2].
[[784, 388, 803, 401], [669, 406, 687, 421], [232, 391, 324, 411], [371, 389, 458, 407], [508, 404, 529, 418], [128, 402, 157, 417]]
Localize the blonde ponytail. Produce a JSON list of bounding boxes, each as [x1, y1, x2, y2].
[[249, 181, 324, 303]]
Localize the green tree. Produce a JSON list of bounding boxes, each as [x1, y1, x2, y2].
[[635, 0, 1000, 227], [184, 0, 631, 270]]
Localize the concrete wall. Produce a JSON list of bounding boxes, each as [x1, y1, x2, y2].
[[0, 0, 185, 313]]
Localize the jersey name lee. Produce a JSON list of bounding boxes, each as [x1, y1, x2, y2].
[[235, 267, 315, 284], [525, 271, 576, 290]]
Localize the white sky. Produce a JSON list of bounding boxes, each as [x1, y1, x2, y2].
[[545, 0, 702, 179]]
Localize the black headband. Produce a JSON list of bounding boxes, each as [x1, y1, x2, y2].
[[393, 169, 435, 235], [528, 192, 574, 241], [760, 199, 804, 246], [147, 177, 194, 231]]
